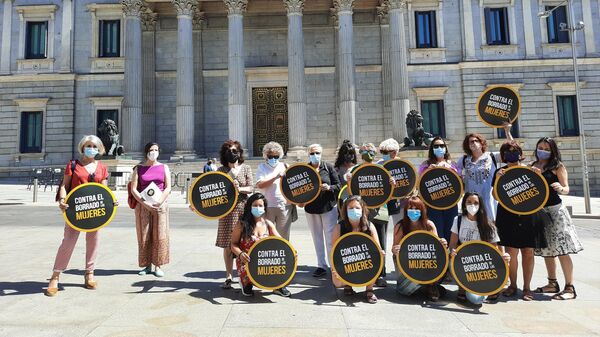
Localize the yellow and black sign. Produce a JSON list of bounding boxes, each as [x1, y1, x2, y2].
[[246, 237, 297, 290], [189, 171, 238, 219], [63, 183, 117, 232], [476, 86, 521, 128], [330, 232, 383, 287], [280, 163, 322, 205], [493, 166, 549, 215], [383, 159, 418, 199], [396, 230, 448, 285], [418, 167, 464, 210], [349, 164, 393, 208], [451, 241, 509, 296]]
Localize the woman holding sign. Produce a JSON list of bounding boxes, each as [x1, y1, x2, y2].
[[458, 125, 513, 220], [418, 137, 461, 242], [492, 141, 546, 301], [331, 196, 383, 303], [531, 137, 583, 300], [130, 142, 171, 277], [231, 193, 291, 297], [46, 135, 111, 296], [391, 196, 447, 301], [449, 192, 509, 304], [216, 140, 254, 289]]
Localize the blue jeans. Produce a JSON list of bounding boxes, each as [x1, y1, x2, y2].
[[427, 206, 457, 242]]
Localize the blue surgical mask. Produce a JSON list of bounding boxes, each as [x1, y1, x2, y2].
[[382, 154, 391, 162], [347, 208, 362, 221], [537, 149, 551, 160], [84, 147, 99, 158], [433, 147, 446, 158], [251, 206, 265, 218], [407, 209, 421, 222], [309, 154, 321, 165], [267, 158, 279, 168]]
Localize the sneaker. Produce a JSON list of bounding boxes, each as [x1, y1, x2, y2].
[[241, 284, 254, 297], [138, 266, 152, 276], [312, 267, 327, 277], [375, 277, 388, 287], [154, 267, 164, 278], [273, 287, 291, 297]]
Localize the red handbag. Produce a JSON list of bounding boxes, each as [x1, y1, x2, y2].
[[127, 181, 137, 209]]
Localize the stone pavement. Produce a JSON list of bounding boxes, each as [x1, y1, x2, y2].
[[0, 196, 599, 337]]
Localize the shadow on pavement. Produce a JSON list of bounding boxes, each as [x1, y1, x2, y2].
[[63, 269, 139, 276], [0, 281, 83, 296]]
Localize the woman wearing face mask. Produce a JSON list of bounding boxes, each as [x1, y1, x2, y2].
[[301, 144, 341, 278], [334, 139, 358, 185], [458, 124, 513, 220], [391, 196, 447, 301], [331, 196, 383, 303], [46, 135, 113, 296], [231, 193, 291, 297], [492, 141, 546, 301], [418, 137, 461, 242], [129, 142, 171, 277], [531, 137, 583, 300], [215, 140, 254, 290], [449, 192, 509, 305], [255, 141, 293, 240]]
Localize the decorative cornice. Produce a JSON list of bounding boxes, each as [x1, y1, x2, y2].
[[223, 0, 248, 15], [284, 0, 304, 15], [192, 9, 205, 30], [172, 0, 198, 17], [333, 0, 354, 13], [386, 0, 407, 10], [121, 0, 144, 17], [141, 6, 157, 31]]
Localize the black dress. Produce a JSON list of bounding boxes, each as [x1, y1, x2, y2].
[[492, 169, 547, 249]]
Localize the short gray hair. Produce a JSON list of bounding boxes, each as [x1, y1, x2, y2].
[[379, 138, 400, 152], [308, 144, 322, 153], [262, 141, 284, 159], [77, 135, 106, 155], [360, 143, 376, 152]]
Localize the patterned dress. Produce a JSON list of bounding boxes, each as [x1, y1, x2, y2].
[[458, 152, 500, 220], [215, 164, 253, 248], [236, 225, 273, 287]]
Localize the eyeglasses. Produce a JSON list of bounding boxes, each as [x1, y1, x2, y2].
[[432, 144, 446, 149], [309, 152, 321, 155], [267, 155, 280, 160]]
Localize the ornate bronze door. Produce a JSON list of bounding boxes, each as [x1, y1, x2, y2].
[[252, 87, 289, 157]]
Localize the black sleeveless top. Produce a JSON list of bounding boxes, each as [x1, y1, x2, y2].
[[339, 220, 371, 236], [542, 170, 562, 207]]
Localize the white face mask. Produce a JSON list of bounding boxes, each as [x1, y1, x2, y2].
[[148, 151, 159, 161], [466, 204, 479, 216]]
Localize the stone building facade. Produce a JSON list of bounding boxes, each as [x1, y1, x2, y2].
[[0, 0, 599, 195]]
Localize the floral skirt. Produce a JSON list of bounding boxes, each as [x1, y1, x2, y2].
[[534, 203, 583, 257]]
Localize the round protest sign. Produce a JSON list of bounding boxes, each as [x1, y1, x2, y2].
[[337, 184, 350, 212], [476, 86, 521, 128], [418, 167, 464, 210], [330, 232, 383, 287], [395, 230, 448, 284], [246, 237, 297, 290], [189, 171, 238, 219], [383, 159, 417, 199], [348, 164, 393, 208], [63, 183, 116, 232], [493, 166, 549, 215], [280, 163, 321, 205], [451, 241, 509, 296]]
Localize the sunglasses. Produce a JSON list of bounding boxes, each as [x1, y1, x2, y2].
[[432, 144, 446, 149], [309, 152, 321, 155], [229, 149, 239, 154], [267, 155, 280, 160], [380, 150, 395, 155]]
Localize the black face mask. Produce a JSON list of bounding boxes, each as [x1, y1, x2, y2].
[[344, 154, 356, 163], [226, 151, 240, 163], [504, 151, 520, 163]]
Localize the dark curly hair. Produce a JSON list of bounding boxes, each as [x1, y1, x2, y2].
[[533, 137, 563, 172], [334, 139, 357, 169], [219, 139, 245, 167], [239, 193, 268, 238], [462, 133, 488, 156], [427, 136, 451, 165]]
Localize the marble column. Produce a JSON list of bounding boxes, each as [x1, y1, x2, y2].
[[121, 0, 144, 154], [141, 7, 157, 146], [59, 0, 73, 72], [284, 0, 307, 152], [387, 0, 410, 142], [193, 11, 205, 154], [1, 0, 13, 74], [378, 3, 393, 139], [224, 0, 248, 144], [334, 0, 357, 143], [172, 0, 197, 157]]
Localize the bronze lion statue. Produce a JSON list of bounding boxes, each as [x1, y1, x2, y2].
[[97, 119, 124, 156], [403, 110, 433, 148]]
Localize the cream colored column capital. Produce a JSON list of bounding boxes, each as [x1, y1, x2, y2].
[[121, 0, 144, 17], [224, 0, 248, 15], [172, 0, 198, 17], [333, 0, 354, 14], [284, 0, 304, 15]]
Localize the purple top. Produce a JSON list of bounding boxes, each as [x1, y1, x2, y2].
[[137, 164, 166, 192], [418, 161, 461, 176]]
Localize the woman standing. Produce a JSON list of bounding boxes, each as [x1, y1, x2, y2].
[[130, 142, 171, 277], [334, 139, 357, 184], [458, 124, 513, 220], [302, 144, 341, 278], [331, 196, 382, 303], [230, 193, 291, 297], [45, 135, 112, 296], [216, 140, 254, 289], [532, 137, 583, 300], [492, 141, 546, 301], [418, 137, 460, 242]]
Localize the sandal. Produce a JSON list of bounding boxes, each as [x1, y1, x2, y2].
[[502, 286, 517, 297], [343, 286, 356, 296], [45, 276, 59, 297], [366, 290, 378, 304], [533, 278, 560, 294], [486, 292, 501, 302], [221, 278, 233, 289], [84, 272, 97, 290], [522, 289, 534, 301], [552, 284, 577, 300]]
